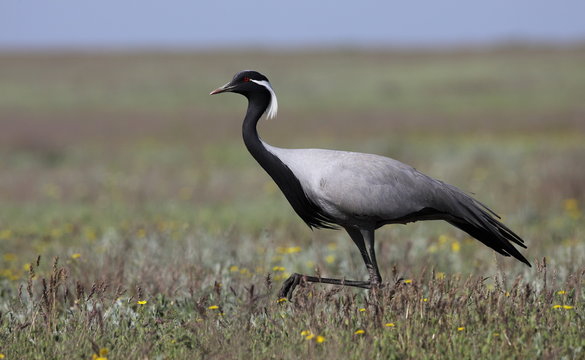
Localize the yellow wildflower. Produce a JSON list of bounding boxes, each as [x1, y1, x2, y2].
[[457, 327, 465, 331], [229, 265, 239, 272], [208, 305, 219, 310], [275, 271, 291, 280], [403, 279, 412, 284], [84, 228, 97, 241], [137, 300, 147, 305], [325, 255, 335, 264], [277, 246, 302, 254], [557, 290, 566, 295], [564, 198, 578, 211], [288, 246, 302, 254], [316, 335, 325, 343], [427, 244, 438, 253], [71, 253, 82, 259], [0, 353, 5, 359], [91, 348, 109, 360], [0, 229, 12, 240], [300, 330, 312, 336], [564, 198, 581, 219], [50, 228, 63, 238], [552, 304, 573, 309], [435, 272, 445, 280], [438, 234, 449, 245], [493, 332, 500, 337], [422, 298, 428, 302], [305, 333, 315, 340], [276, 298, 287, 303], [451, 241, 461, 253], [354, 329, 365, 335], [272, 266, 285, 272], [385, 323, 396, 327], [1, 269, 20, 281], [3, 253, 17, 261], [359, 308, 367, 312]]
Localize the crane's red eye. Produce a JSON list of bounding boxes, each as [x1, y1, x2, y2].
[[243, 77, 250, 82]]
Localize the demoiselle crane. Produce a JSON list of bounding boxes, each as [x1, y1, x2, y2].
[[211, 70, 530, 299]]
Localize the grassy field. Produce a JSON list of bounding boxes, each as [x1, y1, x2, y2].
[[0, 47, 584, 359]]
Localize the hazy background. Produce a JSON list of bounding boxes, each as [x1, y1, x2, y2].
[[2, 0, 585, 49], [1, 0, 584, 261]]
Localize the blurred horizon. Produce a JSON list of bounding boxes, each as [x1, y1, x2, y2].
[[2, 0, 585, 51]]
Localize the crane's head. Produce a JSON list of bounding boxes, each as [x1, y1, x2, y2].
[[210, 70, 278, 119]]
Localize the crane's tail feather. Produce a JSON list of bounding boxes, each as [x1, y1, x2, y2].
[[442, 183, 531, 267], [447, 220, 531, 267]]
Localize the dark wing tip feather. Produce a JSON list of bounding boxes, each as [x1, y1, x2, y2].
[[442, 184, 530, 267], [448, 220, 531, 267]]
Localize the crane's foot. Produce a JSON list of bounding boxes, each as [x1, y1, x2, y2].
[[277, 273, 303, 300], [277, 273, 373, 300]]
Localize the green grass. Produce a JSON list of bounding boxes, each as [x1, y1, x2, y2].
[[0, 47, 584, 359]]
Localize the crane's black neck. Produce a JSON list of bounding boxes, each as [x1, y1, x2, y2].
[[241, 92, 271, 158], [241, 91, 337, 229]]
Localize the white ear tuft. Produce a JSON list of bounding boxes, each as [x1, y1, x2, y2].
[[251, 79, 278, 119]]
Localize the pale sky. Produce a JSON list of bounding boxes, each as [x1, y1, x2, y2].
[[1, 0, 584, 49]]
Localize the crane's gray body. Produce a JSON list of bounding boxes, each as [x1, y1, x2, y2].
[[265, 142, 478, 228]]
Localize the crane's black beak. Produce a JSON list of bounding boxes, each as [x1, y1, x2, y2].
[[210, 82, 234, 95]]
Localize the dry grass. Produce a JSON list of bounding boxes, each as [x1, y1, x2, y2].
[[2, 242, 583, 359]]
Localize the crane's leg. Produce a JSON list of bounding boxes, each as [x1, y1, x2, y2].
[[278, 274, 371, 299], [346, 227, 382, 286], [278, 274, 372, 300], [277, 226, 383, 300]]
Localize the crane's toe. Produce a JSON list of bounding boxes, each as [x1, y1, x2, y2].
[[278, 273, 303, 300]]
